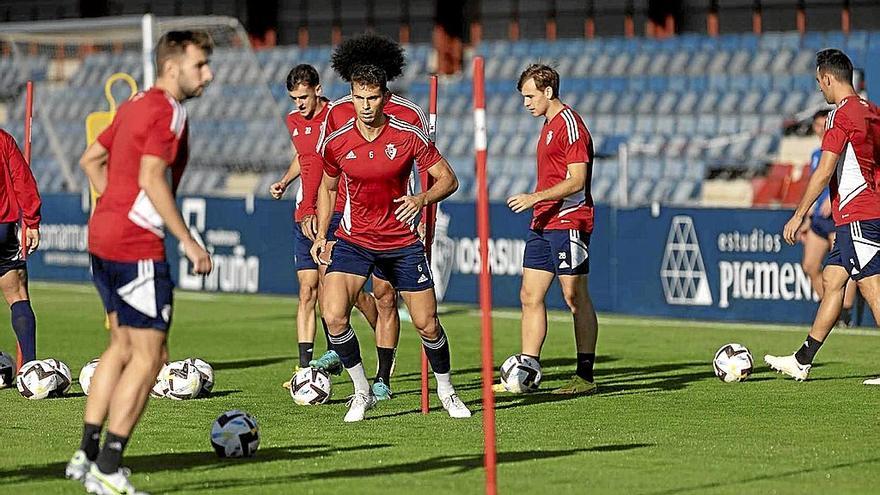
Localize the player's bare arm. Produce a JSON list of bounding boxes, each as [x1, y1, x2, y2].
[[507, 161, 586, 213], [139, 154, 212, 274], [394, 158, 458, 223], [311, 172, 339, 264], [783, 150, 839, 245], [79, 141, 110, 195], [270, 154, 301, 199]]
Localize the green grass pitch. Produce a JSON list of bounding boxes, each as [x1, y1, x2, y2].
[[1, 282, 879, 494]]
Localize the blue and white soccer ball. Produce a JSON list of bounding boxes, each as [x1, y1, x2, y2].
[[0, 351, 14, 388], [43, 358, 72, 396], [500, 354, 542, 393], [164, 360, 203, 400], [289, 366, 332, 405], [186, 357, 214, 396], [211, 410, 260, 458], [16, 360, 57, 399], [713, 343, 754, 383], [79, 358, 100, 395]]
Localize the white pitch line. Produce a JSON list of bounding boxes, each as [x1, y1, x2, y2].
[[470, 309, 880, 337]]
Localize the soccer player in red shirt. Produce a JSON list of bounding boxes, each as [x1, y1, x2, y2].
[[269, 64, 379, 386], [768, 49, 880, 384], [499, 64, 599, 395], [0, 129, 41, 372], [67, 31, 214, 493], [310, 34, 429, 401], [312, 65, 470, 422]]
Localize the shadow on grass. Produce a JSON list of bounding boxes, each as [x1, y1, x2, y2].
[[212, 356, 290, 371], [193, 389, 241, 399], [0, 443, 392, 484], [161, 443, 653, 491], [647, 456, 880, 495]]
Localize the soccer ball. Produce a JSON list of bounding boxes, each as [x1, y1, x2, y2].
[[499, 354, 542, 393], [210, 410, 260, 458], [186, 357, 214, 396], [16, 360, 57, 399], [0, 351, 14, 388], [713, 343, 754, 383], [43, 358, 72, 396], [79, 359, 100, 395], [150, 363, 171, 398], [164, 360, 203, 400], [289, 367, 332, 405]]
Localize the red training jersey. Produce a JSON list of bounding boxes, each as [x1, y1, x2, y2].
[[89, 87, 189, 262], [317, 94, 429, 213], [532, 105, 595, 232], [0, 130, 41, 228], [823, 94, 880, 226], [285, 98, 330, 222], [320, 116, 442, 251]]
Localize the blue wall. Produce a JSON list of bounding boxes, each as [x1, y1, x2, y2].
[[32, 193, 828, 325]]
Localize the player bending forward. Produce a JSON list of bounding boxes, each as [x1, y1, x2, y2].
[[312, 64, 470, 422], [67, 31, 214, 494], [767, 48, 880, 385]]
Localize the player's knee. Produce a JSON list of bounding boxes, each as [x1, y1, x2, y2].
[[802, 260, 822, 277], [299, 283, 318, 306], [374, 288, 397, 312], [520, 287, 544, 309], [414, 316, 440, 339], [323, 312, 349, 333]]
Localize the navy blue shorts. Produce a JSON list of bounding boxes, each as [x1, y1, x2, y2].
[[91, 255, 174, 331], [523, 229, 591, 276], [0, 222, 25, 277], [827, 219, 880, 281], [325, 238, 431, 292], [293, 214, 343, 272], [810, 213, 835, 240]]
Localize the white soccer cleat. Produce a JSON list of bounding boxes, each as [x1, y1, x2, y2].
[[440, 393, 472, 419], [343, 391, 377, 423], [64, 449, 91, 481], [83, 464, 148, 495], [764, 354, 811, 381], [863, 377, 880, 385]]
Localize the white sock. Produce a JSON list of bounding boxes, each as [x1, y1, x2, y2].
[[347, 363, 370, 395], [434, 372, 454, 398]]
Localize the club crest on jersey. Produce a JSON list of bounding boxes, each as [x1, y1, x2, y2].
[[385, 143, 398, 160], [546, 130, 553, 145]]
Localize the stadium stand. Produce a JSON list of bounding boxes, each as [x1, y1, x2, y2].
[[0, 30, 876, 204]]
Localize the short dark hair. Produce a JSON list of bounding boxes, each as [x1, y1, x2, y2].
[[813, 109, 830, 120], [350, 64, 388, 93], [816, 48, 853, 85], [517, 64, 560, 99], [286, 64, 320, 91], [155, 30, 213, 75]]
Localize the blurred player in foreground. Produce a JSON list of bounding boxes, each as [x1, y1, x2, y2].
[[67, 31, 214, 494]]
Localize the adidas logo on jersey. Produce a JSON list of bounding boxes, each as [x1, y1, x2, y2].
[[417, 274, 428, 283], [292, 128, 299, 137], [345, 151, 357, 160], [546, 130, 553, 145], [559, 261, 570, 269]]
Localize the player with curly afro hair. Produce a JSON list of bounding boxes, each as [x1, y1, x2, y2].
[[308, 33, 431, 402], [330, 32, 406, 82]]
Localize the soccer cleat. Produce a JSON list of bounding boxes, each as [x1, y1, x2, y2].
[[309, 351, 343, 376], [371, 380, 393, 401], [863, 377, 880, 385], [764, 354, 811, 381], [440, 393, 472, 418], [64, 450, 91, 482], [281, 365, 302, 389], [343, 391, 377, 423], [551, 375, 598, 395], [83, 464, 148, 495]]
